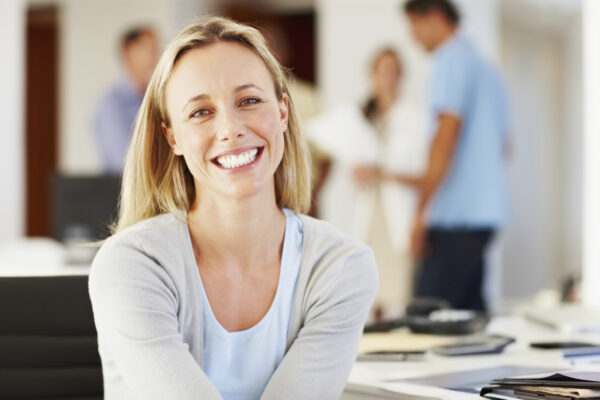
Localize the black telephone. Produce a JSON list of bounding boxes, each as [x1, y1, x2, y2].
[[364, 297, 489, 335]]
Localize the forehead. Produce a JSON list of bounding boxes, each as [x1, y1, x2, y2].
[[166, 41, 275, 102], [376, 53, 398, 67]]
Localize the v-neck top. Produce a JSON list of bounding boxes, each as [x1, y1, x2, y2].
[[199, 208, 302, 400]]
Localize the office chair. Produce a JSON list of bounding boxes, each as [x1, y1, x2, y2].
[[0, 275, 102, 399]]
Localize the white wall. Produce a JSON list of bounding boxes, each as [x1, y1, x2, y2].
[[454, 0, 499, 61], [0, 0, 26, 240], [563, 11, 582, 280], [316, 0, 430, 110], [59, 0, 176, 174], [499, 1, 583, 305], [582, 0, 600, 307], [500, 21, 566, 300]]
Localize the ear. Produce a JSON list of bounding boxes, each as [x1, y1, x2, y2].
[[279, 93, 290, 132], [161, 122, 183, 155]]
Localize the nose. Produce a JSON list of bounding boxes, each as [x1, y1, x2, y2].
[[215, 109, 245, 142]]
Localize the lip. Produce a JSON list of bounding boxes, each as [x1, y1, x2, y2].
[[211, 145, 262, 160], [210, 146, 264, 170]]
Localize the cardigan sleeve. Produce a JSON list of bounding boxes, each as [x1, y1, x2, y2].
[[88, 234, 223, 400], [260, 246, 378, 399]]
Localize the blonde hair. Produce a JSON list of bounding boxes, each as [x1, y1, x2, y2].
[[114, 16, 312, 233]]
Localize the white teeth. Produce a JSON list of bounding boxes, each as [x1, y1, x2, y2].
[[217, 148, 259, 169]]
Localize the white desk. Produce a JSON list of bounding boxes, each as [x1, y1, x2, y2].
[[343, 315, 600, 399], [0, 238, 91, 277]]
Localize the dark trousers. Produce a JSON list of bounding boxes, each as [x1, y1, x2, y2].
[[415, 227, 494, 312]]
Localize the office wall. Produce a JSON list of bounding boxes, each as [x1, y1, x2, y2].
[[582, 0, 600, 307], [0, 0, 26, 240], [563, 12, 582, 281], [501, 22, 565, 299], [59, 0, 176, 174], [499, 2, 582, 305]]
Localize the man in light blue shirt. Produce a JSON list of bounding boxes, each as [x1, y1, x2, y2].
[[390, 0, 509, 311], [93, 27, 159, 173]]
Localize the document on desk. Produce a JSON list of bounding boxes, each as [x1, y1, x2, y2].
[[359, 331, 455, 354], [481, 371, 600, 400]]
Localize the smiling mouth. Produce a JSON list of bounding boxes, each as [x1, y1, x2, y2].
[[212, 147, 263, 169]]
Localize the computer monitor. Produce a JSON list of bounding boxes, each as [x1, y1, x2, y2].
[[50, 174, 121, 242]]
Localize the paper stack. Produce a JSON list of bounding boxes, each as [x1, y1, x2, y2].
[[481, 371, 600, 400]]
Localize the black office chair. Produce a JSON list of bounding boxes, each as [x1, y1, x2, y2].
[[0, 275, 103, 399]]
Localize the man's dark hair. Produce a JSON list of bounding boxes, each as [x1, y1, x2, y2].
[[403, 0, 461, 26], [121, 27, 154, 48]]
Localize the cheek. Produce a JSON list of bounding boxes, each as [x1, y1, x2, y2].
[[254, 108, 284, 143], [254, 109, 285, 164], [178, 128, 211, 161], [413, 25, 426, 42]]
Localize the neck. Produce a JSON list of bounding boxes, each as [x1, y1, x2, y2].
[[434, 24, 457, 50], [376, 91, 397, 114], [126, 72, 147, 96], [187, 186, 286, 272]]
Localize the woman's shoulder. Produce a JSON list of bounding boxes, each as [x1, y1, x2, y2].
[[298, 214, 376, 277], [299, 214, 364, 248], [90, 213, 187, 283], [102, 213, 185, 251], [293, 214, 378, 319]]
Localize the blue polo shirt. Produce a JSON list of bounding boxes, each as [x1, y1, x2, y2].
[[427, 34, 510, 229], [93, 78, 143, 173]]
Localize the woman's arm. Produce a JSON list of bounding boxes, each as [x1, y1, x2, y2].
[[89, 235, 223, 400], [261, 247, 378, 399]]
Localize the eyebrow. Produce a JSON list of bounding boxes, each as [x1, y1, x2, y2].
[[181, 83, 265, 112], [235, 83, 264, 93]]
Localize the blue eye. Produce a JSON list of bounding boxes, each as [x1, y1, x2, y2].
[[240, 97, 261, 106]]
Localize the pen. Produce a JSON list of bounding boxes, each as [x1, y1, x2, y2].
[[562, 347, 600, 365], [357, 350, 427, 362]]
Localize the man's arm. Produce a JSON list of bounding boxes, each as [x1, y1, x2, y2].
[[415, 113, 462, 217], [385, 113, 461, 206], [385, 113, 461, 256]]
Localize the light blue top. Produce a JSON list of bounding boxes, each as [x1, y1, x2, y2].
[[427, 34, 510, 228], [201, 208, 302, 400], [93, 78, 143, 173]]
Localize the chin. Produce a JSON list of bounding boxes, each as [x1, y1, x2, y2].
[[221, 179, 273, 202]]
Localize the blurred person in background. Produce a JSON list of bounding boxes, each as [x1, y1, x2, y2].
[[93, 26, 159, 173], [387, 0, 510, 312], [308, 48, 427, 321]]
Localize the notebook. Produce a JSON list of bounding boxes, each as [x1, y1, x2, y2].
[[523, 305, 600, 335]]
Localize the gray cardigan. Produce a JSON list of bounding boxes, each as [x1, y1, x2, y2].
[[88, 212, 378, 399]]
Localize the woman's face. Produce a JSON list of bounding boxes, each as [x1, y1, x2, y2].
[[163, 42, 288, 203], [372, 53, 401, 98]]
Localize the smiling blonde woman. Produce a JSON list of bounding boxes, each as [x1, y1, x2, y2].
[[88, 16, 378, 400]]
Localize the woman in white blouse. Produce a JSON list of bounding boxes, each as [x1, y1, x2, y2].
[[88, 16, 377, 400], [307, 49, 428, 321]]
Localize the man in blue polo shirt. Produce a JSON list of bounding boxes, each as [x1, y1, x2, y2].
[[390, 0, 510, 311], [93, 27, 159, 173]]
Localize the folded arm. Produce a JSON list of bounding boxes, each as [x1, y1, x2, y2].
[[261, 248, 378, 400], [89, 236, 223, 400]]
